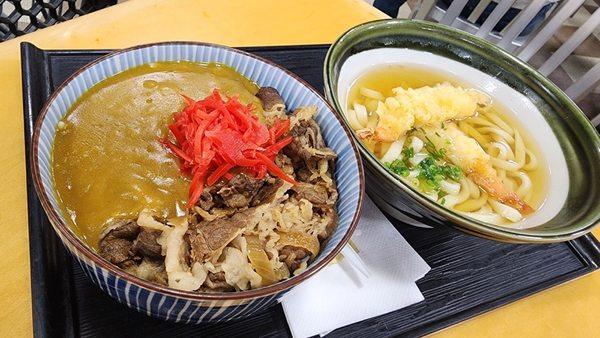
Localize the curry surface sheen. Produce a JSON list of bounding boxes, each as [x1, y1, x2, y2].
[[52, 62, 262, 249]]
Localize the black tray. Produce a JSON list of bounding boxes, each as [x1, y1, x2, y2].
[[21, 42, 600, 338]]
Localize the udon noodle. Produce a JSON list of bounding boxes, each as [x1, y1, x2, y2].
[[346, 66, 546, 226]]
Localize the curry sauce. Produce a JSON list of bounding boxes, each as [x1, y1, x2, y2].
[[52, 62, 262, 249]]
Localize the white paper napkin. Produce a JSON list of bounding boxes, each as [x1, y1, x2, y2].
[[281, 196, 431, 338]]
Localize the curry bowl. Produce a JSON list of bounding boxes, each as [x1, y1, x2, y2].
[[32, 42, 364, 322], [323, 19, 600, 243]]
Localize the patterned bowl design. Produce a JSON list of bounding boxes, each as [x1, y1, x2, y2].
[[32, 42, 364, 322]]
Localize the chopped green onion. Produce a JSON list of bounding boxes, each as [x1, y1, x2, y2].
[[402, 146, 414, 160], [415, 156, 462, 191], [385, 159, 410, 177], [424, 136, 446, 160]]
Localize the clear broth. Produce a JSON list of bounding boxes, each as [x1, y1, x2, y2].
[[347, 65, 548, 216]]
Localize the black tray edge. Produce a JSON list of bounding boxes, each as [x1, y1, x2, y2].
[[569, 234, 600, 268], [22, 42, 79, 338]]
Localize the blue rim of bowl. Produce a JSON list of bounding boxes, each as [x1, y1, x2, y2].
[[32, 41, 365, 301], [324, 19, 600, 242]]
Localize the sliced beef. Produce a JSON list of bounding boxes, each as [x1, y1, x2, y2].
[[285, 117, 337, 164], [218, 173, 264, 208], [100, 237, 136, 268], [275, 153, 294, 176], [197, 190, 216, 211], [106, 219, 140, 240], [99, 219, 167, 276], [188, 208, 256, 263], [251, 176, 283, 206], [203, 272, 235, 292], [292, 183, 330, 205], [295, 167, 312, 183], [279, 245, 310, 271], [292, 181, 338, 207], [99, 220, 141, 268], [132, 229, 163, 259], [196, 172, 286, 212], [196, 181, 233, 212], [256, 87, 285, 112]]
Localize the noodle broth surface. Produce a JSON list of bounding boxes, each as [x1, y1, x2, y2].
[[347, 65, 548, 226]]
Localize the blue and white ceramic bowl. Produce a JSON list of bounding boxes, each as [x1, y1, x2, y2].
[[32, 42, 364, 323]]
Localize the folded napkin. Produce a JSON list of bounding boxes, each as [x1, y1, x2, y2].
[[281, 196, 431, 337]]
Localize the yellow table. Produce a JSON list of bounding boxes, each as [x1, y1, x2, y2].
[[0, 0, 597, 336]]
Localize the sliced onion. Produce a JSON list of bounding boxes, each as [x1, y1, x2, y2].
[[360, 87, 384, 100], [345, 109, 363, 131], [164, 217, 187, 274], [168, 263, 207, 292], [275, 265, 290, 280], [380, 137, 405, 163], [365, 98, 379, 113], [409, 136, 424, 153], [137, 209, 170, 232], [162, 217, 208, 291], [278, 231, 320, 257], [353, 103, 369, 127], [409, 153, 428, 166], [246, 235, 277, 286], [440, 180, 461, 195]]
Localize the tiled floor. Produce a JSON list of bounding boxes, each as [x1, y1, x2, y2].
[[365, 0, 600, 121]]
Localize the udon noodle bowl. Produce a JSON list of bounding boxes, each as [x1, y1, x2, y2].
[[345, 66, 548, 226]]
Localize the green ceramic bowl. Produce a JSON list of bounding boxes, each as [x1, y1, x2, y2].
[[323, 19, 600, 243]]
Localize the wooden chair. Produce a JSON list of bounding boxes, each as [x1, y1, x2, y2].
[[411, 0, 600, 126]]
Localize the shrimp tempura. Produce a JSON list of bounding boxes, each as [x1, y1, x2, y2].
[[420, 123, 533, 214], [373, 82, 490, 142]]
